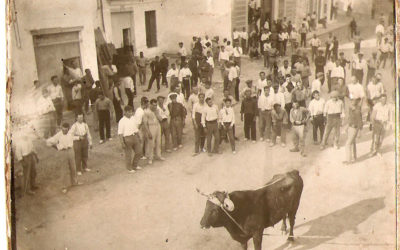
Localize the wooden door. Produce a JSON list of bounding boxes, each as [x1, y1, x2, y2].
[[145, 10, 157, 48]]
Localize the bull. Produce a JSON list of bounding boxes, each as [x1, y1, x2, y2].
[[199, 170, 303, 250]]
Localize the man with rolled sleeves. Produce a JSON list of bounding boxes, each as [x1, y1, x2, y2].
[[258, 86, 274, 142], [202, 97, 220, 156], [157, 96, 172, 153], [48, 75, 64, 126], [118, 105, 142, 173], [192, 93, 207, 156], [289, 101, 309, 157]]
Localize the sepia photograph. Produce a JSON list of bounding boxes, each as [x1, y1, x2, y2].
[[6, 0, 398, 249]]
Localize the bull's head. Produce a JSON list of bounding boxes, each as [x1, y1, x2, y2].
[[198, 189, 235, 229]]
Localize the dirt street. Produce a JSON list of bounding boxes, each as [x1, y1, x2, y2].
[[14, 16, 396, 250]]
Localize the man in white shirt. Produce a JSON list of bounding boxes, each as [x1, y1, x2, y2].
[[233, 43, 243, 67], [330, 59, 345, 90], [311, 72, 324, 94], [232, 28, 241, 44], [178, 42, 187, 66], [240, 27, 248, 54], [48, 75, 64, 126], [178, 63, 192, 100], [378, 37, 391, 69], [308, 90, 325, 144], [118, 105, 142, 172], [201, 97, 220, 155], [36, 88, 57, 138], [219, 98, 236, 153], [206, 51, 215, 84], [225, 41, 234, 57], [279, 60, 292, 77], [258, 86, 274, 142], [271, 84, 285, 108], [309, 34, 321, 62], [352, 53, 368, 85], [192, 93, 206, 155], [279, 30, 289, 56], [156, 96, 172, 153], [219, 46, 230, 78], [370, 94, 390, 156], [121, 76, 135, 108], [348, 75, 365, 100], [228, 62, 238, 98], [46, 122, 82, 193], [375, 22, 385, 46], [166, 63, 179, 87], [366, 74, 385, 126], [257, 71, 268, 96], [63, 60, 83, 81]]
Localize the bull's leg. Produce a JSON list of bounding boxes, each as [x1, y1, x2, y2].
[[252, 230, 263, 250], [281, 214, 287, 234], [287, 214, 295, 241], [240, 241, 248, 250]]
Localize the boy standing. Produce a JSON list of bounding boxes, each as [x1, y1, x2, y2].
[[157, 96, 171, 153], [46, 123, 82, 193], [258, 86, 274, 142]]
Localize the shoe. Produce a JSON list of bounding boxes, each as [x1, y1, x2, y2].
[[269, 142, 275, 147], [252, 140, 256, 144], [377, 152, 382, 158], [136, 166, 143, 170], [99, 140, 104, 144], [234, 137, 239, 141], [290, 148, 300, 152], [342, 161, 352, 165], [166, 149, 172, 153], [281, 143, 286, 147], [77, 171, 82, 176], [260, 137, 264, 141], [84, 168, 92, 172], [128, 169, 136, 174], [158, 157, 166, 161], [62, 188, 68, 194], [148, 160, 153, 165], [141, 156, 147, 160], [173, 148, 178, 151], [178, 144, 183, 148], [202, 148, 207, 153], [192, 152, 199, 157], [335, 145, 340, 150], [144, 89, 150, 92], [301, 152, 307, 157], [232, 151, 236, 154]]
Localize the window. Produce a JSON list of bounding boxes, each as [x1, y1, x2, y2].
[[145, 10, 157, 48]]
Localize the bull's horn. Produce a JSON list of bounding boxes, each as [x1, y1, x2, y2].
[[196, 188, 209, 197]]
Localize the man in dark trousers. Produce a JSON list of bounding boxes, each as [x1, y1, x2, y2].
[[145, 56, 161, 93], [95, 92, 114, 144], [315, 50, 326, 76], [188, 55, 199, 87], [160, 53, 169, 87], [241, 89, 258, 143], [349, 18, 357, 39], [168, 93, 187, 151]]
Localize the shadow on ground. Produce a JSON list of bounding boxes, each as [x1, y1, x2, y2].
[[274, 197, 385, 250]]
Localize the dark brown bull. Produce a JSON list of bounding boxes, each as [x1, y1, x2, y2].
[[199, 170, 303, 250]]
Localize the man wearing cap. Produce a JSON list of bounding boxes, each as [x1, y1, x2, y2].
[[168, 93, 187, 150], [135, 97, 150, 158], [289, 101, 309, 156], [156, 96, 172, 153], [308, 90, 325, 144], [321, 90, 345, 150], [352, 53, 367, 84], [118, 105, 142, 173], [219, 98, 236, 154], [166, 85, 185, 107], [201, 97, 220, 155], [166, 63, 179, 87], [258, 86, 274, 142]]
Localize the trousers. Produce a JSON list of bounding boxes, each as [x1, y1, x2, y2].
[[60, 148, 78, 188], [259, 110, 272, 139], [312, 114, 325, 142], [371, 120, 385, 153], [146, 124, 162, 160], [52, 98, 63, 126], [244, 113, 257, 140], [345, 126, 359, 162], [123, 134, 142, 170], [139, 66, 147, 85], [322, 114, 341, 146], [292, 125, 305, 153], [221, 122, 235, 151], [73, 137, 89, 172], [206, 120, 220, 153], [272, 122, 286, 143], [160, 119, 171, 151], [194, 113, 206, 153], [21, 153, 37, 194], [98, 110, 111, 140], [170, 117, 183, 148]]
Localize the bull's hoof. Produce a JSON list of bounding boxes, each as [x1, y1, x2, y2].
[[287, 236, 294, 242]]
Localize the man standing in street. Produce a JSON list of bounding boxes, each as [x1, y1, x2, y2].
[[349, 18, 357, 39], [168, 93, 186, 151], [95, 92, 114, 144], [179, 62, 193, 100], [143, 99, 165, 164], [145, 56, 161, 93], [157, 96, 172, 153], [258, 86, 274, 142], [241, 89, 258, 143], [343, 98, 363, 164], [178, 42, 187, 66], [320, 91, 345, 150], [367, 52, 379, 84], [309, 34, 321, 62], [192, 92, 206, 156], [48, 75, 64, 127], [370, 94, 390, 157], [375, 21, 385, 47], [289, 101, 309, 157], [137, 52, 148, 86], [118, 105, 142, 173], [352, 53, 367, 85], [308, 90, 325, 145], [202, 97, 220, 156], [219, 98, 236, 154], [378, 37, 390, 69], [121, 75, 135, 109], [160, 53, 169, 87]]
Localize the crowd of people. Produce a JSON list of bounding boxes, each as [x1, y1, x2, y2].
[[14, 9, 395, 196]]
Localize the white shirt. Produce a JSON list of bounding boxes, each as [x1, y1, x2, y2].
[[279, 32, 289, 41], [375, 24, 385, 34], [233, 47, 243, 57], [14, 138, 35, 161], [308, 98, 325, 116], [258, 94, 274, 111], [179, 47, 187, 56], [225, 45, 234, 56], [69, 122, 92, 145], [373, 102, 390, 122], [219, 107, 235, 124], [311, 79, 322, 93], [219, 50, 230, 61], [331, 66, 345, 78], [166, 68, 179, 78], [367, 82, 385, 99], [279, 66, 292, 76], [157, 105, 169, 120], [66, 66, 83, 80], [353, 59, 367, 71], [309, 38, 321, 47], [192, 102, 206, 119], [261, 33, 270, 41], [204, 88, 214, 101], [178, 68, 192, 81], [272, 92, 285, 108], [206, 56, 215, 68], [233, 31, 240, 40], [134, 107, 146, 125], [118, 116, 139, 136], [201, 104, 219, 127], [122, 76, 135, 92], [228, 67, 238, 81], [325, 60, 335, 74], [37, 96, 56, 115], [48, 84, 63, 100], [257, 79, 268, 92], [46, 131, 74, 150], [348, 83, 365, 99], [240, 31, 248, 40]]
